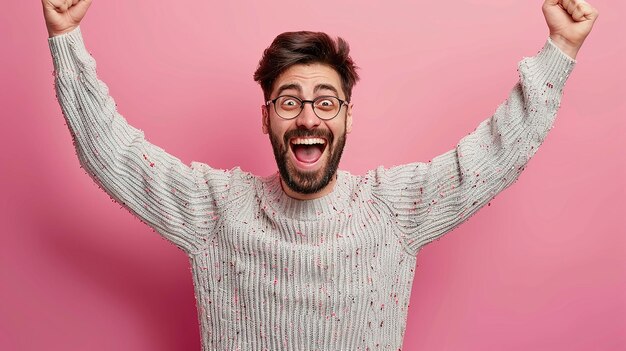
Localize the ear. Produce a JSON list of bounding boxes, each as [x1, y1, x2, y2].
[[261, 105, 269, 134], [345, 102, 353, 134]]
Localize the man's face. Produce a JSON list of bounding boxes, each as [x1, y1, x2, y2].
[[262, 63, 353, 197]]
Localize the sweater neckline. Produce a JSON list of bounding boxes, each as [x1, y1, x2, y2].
[[258, 171, 353, 221]]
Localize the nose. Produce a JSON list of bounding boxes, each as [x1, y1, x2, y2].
[[295, 103, 321, 130]]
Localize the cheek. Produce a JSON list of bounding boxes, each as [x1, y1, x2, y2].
[[269, 126, 286, 142], [268, 122, 289, 148], [269, 118, 295, 139], [328, 122, 347, 139]]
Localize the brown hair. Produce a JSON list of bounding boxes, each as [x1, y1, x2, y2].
[[253, 31, 360, 102]]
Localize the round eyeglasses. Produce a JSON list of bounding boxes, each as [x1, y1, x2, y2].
[[265, 95, 349, 120]]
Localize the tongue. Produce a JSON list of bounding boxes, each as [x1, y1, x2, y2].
[[293, 145, 323, 163]]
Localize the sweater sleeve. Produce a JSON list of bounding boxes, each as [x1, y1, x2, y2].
[[372, 38, 576, 256], [48, 26, 231, 254]]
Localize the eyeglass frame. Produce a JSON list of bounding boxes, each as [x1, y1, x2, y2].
[[265, 94, 350, 121]]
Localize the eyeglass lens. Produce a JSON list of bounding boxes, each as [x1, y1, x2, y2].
[[274, 96, 342, 120]]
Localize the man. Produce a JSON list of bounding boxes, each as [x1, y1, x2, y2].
[[43, 0, 598, 349]]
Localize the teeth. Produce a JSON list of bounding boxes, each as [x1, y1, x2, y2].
[[291, 138, 326, 145]]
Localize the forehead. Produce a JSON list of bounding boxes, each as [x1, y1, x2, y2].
[[272, 63, 344, 98]]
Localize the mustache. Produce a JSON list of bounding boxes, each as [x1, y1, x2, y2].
[[283, 129, 334, 145]]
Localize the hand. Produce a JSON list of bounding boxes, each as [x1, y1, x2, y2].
[[542, 0, 599, 59], [42, 0, 93, 37]]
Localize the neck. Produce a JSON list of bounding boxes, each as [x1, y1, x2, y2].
[[279, 174, 338, 200]]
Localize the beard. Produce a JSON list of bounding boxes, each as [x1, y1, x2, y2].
[[269, 123, 346, 195]]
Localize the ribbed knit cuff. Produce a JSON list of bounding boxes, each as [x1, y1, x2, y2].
[[520, 37, 577, 93], [47, 26, 87, 75]]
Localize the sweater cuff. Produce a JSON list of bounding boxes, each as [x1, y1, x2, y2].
[[48, 26, 89, 76], [518, 37, 577, 93]]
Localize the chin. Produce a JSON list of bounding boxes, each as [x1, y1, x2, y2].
[[282, 159, 334, 195]]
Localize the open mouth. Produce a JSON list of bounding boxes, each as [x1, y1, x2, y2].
[[289, 137, 327, 164]]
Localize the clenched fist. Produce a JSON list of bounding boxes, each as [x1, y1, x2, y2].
[[543, 0, 599, 59], [42, 0, 93, 37]]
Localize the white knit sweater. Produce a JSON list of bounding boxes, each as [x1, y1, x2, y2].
[[48, 27, 575, 350]]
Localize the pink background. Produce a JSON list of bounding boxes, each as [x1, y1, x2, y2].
[[1, 0, 624, 350]]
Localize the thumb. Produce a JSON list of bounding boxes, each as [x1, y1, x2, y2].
[[543, 0, 560, 6], [68, 0, 93, 22]]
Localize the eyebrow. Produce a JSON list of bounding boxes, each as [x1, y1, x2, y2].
[[275, 83, 341, 99], [314, 84, 340, 97], [276, 83, 301, 97]]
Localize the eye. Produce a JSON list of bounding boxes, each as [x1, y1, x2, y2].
[[319, 100, 333, 106], [278, 96, 301, 110], [315, 97, 338, 111]]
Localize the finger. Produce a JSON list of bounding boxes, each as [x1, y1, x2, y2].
[[559, 0, 576, 14], [48, 0, 68, 10], [584, 6, 600, 21], [48, 0, 64, 12], [565, 0, 591, 17], [69, 0, 92, 18], [571, 3, 591, 21], [75, 0, 93, 11], [55, 0, 70, 12], [567, 0, 598, 22]]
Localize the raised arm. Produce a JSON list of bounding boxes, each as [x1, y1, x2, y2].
[[43, 0, 231, 253], [373, 0, 598, 256]]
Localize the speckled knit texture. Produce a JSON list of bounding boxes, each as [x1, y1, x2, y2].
[[48, 26, 575, 350]]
